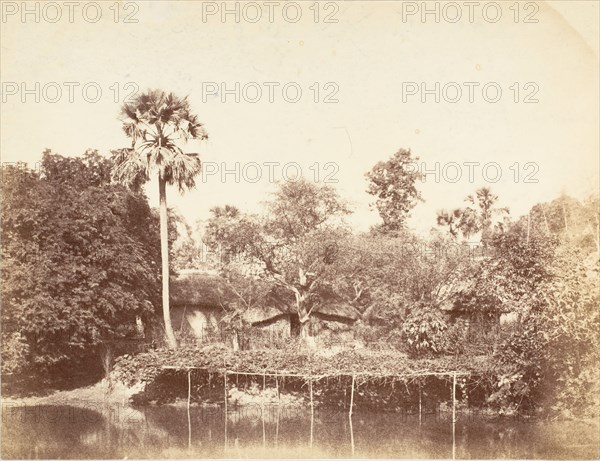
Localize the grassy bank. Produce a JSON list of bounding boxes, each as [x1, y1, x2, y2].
[[1, 379, 144, 407]]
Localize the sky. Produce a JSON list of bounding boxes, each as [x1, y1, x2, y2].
[[1, 0, 598, 236]]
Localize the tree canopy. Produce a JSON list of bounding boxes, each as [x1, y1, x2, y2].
[[1, 150, 161, 378], [366, 148, 423, 232], [203, 179, 351, 340]]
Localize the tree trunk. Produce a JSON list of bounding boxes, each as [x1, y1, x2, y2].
[[299, 318, 316, 349], [299, 318, 310, 339], [298, 310, 317, 349], [159, 175, 177, 350], [296, 292, 315, 348], [232, 330, 239, 351]]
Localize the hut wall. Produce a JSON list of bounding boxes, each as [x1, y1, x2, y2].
[[171, 305, 224, 342], [249, 315, 291, 348], [310, 315, 356, 348]]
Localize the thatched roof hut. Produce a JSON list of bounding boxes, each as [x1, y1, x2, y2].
[[170, 270, 235, 308], [170, 270, 359, 331]]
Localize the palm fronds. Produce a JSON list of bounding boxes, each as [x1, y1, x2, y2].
[[113, 89, 208, 191]]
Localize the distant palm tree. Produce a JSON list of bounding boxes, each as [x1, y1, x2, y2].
[[465, 187, 509, 240], [437, 188, 509, 240], [112, 90, 208, 349]]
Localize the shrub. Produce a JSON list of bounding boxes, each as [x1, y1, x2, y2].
[[1, 332, 29, 375], [401, 306, 448, 356]]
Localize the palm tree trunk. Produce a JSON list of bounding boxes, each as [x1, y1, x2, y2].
[[159, 175, 177, 349]]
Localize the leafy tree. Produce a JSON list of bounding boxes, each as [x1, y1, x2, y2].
[[316, 234, 407, 334], [202, 205, 243, 264], [366, 148, 423, 232], [112, 89, 208, 349], [203, 179, 351, 343], [331, 231, 471, 351], [538, 245, 600, 416], [1, 151, 161, 379], [444, 221, 557, 339], [468, 195, 599, 416], [467, 187, 506, 230], [493, 243, 599, 416], [170, 210, 202, 272], [528, 194, 599, 253]]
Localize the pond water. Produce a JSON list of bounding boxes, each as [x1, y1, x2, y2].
[[2, 403, 599, 459]]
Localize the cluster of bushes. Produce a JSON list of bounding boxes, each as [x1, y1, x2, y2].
[[1, 151, 161, 387]]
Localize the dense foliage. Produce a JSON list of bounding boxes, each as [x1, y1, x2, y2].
[[492, 243, 600, 417], [197, 168, 599, 417], [1, 151, 161, 379], [402, 305, 448, 355], [3, 137, 598, 420]]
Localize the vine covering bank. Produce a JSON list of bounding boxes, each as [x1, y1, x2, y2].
[[112, 344, 499, 387]]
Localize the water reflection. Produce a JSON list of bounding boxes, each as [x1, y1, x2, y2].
[[2, 403, 599, 459]]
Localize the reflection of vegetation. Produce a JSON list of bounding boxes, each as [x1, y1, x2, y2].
[[2, 405, 108, 458], [4, 403, 598, 459]]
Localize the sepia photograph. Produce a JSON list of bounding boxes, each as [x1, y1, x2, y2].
[[1, 0, 599, 459]]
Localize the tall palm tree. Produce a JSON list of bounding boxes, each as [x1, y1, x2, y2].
[[112, 90, 208, 349]]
